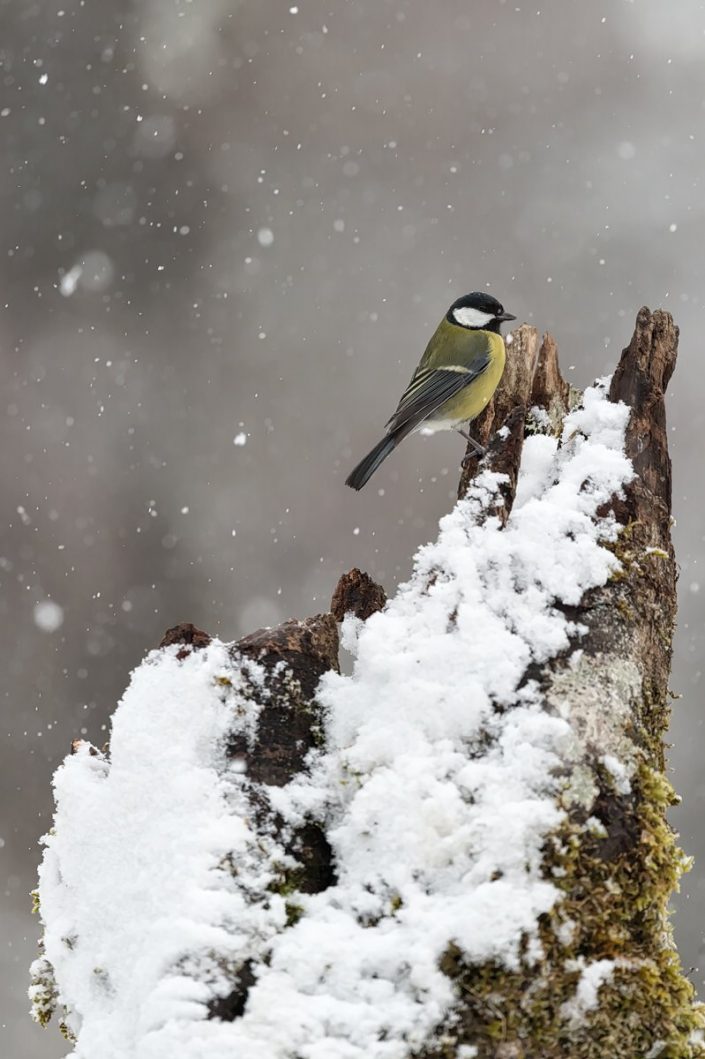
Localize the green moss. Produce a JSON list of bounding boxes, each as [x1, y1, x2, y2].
[[647, 548, 670, 561], [29, 954, 58, 1028], [605, 519, 642, 581], [635, 681, 672, 773], [615, 597, 636, 622], [423, 761, 704, 1059], [30, 947, 78, 1041], [30, 888, 40, 915], [606, 522, 673, 588], [268, 861, 306, 897], [58, 1018, 77, 1043], [285, 901, 304, 927], [268, 864, 307, 929], [309, 721, 326, 748]]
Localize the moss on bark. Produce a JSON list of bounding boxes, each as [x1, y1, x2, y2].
[[426, 761, 703, 1058]]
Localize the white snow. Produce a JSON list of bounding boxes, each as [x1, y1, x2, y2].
[[560, 958, 617, 1022], [602, 752, 632, 794], [60, 251, 114, 296], [33, 380, 632, 1058], [233, 432, 247, 447], [33, 599, 64, 633], [59, 265, 82, 297], [35, 645, 286, 1057], [257, 227, 274, 247]]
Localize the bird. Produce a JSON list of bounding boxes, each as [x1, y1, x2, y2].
[[345, 291, 516, 491]]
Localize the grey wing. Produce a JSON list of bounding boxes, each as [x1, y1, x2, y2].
[[385, 356, 490, 435]]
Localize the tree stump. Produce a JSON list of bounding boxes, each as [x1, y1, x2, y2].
[[31, 309, 704, 1059]]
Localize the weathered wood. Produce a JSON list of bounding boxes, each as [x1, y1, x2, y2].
[[468, 404, 528, 528], [458, 324, 541, 504], [206, 613, 339, 1020], [159, 622, 212, 658], [547, 307, 678, 771], [230, 615, 339, 861], [530, 331, 572, 430], [602, 308, 678, 765], [330, 567, 387, 621]]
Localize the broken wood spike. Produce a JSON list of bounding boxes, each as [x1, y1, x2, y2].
[[159, 622, 212, 658], [330, 568, 387, 622], [458, 324, 541, 500], [530, 331, 571, 428]]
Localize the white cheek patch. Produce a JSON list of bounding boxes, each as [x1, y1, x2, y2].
[[452, 306, 495, 328]]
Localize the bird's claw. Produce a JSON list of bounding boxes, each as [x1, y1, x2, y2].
[[457, 427, 486, 460], [461, 445, 486, 469]]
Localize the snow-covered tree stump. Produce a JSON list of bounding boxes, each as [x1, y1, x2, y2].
[[31, 309, 704, 1059]]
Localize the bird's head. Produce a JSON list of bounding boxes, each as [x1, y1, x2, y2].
[[447, 292, 517, 333]]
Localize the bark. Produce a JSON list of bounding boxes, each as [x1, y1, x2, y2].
[[34, 310, 704, 1057], [161, 615, 340, 902]]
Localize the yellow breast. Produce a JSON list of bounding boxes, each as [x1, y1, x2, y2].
[[426, 332, 506, 429]]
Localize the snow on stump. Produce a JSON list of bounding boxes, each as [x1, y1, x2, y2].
[[30, 309, 704, 1059]]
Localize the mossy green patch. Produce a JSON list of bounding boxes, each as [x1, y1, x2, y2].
[[58, 1018, 77, 1043], [29, 954, 58, 1029], [422, 761, 704, 1058], [285, 901, 304, 928], [268, 863, 305, 898]]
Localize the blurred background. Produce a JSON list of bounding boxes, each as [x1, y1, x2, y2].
[[1, 0, 704, 1053]]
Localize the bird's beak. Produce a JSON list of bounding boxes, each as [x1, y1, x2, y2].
[[497, 311, 517, 322]]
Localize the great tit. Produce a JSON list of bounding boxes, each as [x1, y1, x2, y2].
[[345, 291, 516, 490]]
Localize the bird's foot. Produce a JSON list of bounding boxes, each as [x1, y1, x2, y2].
[[457, 428, 486, 460]]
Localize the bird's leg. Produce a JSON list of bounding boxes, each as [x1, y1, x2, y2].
[[457, 427, 486, 459]]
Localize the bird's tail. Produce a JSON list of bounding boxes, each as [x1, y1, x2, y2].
[[345, 434, 398, 490]]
